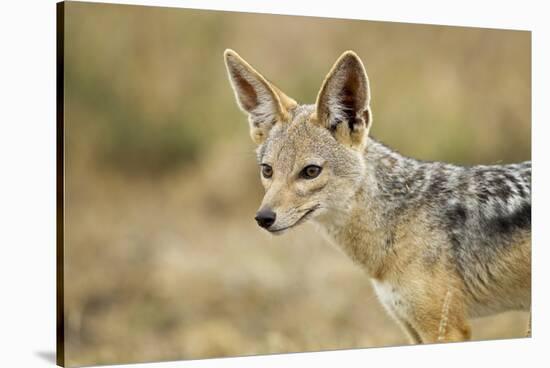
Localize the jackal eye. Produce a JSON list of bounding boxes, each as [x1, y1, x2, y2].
[[300, 165, 322, 179], [261, 164, 273, 179]]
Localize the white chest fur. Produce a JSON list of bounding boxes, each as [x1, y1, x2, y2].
[[371, 279, 409, 320]]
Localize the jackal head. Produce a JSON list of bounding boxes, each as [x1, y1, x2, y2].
[[224, 49, 372, 234]]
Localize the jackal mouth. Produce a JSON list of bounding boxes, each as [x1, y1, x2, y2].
[[268, 205, 320, 234]]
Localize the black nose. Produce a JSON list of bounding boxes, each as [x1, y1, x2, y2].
[[255, 209, 276, 229]]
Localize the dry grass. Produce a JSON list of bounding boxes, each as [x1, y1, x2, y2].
[[437, 291, 453, 341], [62, 2, 531, 366]]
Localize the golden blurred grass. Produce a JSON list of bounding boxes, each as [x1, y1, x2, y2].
[[62, 2, 531, 366]]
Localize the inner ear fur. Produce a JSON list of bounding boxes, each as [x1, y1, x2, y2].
[[224, 49, 297, 144], [315, 51, 372, 149]]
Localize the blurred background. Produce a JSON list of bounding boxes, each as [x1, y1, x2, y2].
[[62, 2, 531, 366]]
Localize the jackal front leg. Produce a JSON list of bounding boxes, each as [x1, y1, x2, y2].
[[411, 290, 472, 343]]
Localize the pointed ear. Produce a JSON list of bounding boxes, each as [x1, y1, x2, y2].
[[315, 51, 372, 150], [224, 49, 297, 145]]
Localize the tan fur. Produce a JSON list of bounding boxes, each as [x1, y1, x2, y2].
[[316, 194, 475, 343]]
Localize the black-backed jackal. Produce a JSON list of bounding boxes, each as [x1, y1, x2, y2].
[[224, 49, 531, 343]]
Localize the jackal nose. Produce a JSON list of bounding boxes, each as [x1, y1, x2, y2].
[[255, 209, 276, 229]]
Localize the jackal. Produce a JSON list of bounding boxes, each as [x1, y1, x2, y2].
[[224, 49, 531, 343]]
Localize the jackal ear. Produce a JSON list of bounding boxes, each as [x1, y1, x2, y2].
[[224, 49, 297, 145], [315, 51, 372, 150]]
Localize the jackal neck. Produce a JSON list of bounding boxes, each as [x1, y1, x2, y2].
[[314, 137, 419, 278]]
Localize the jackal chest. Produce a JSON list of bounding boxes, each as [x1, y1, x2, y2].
[[371, 280, 410, 319]]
